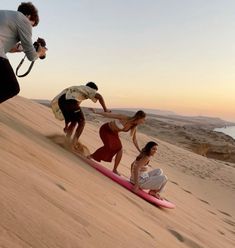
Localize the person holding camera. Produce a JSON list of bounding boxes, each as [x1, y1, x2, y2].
[[0, 2, 47, 104]]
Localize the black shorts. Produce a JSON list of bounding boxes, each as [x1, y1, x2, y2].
[[58, 94, 85, 123], [0, 57, 20, 103]]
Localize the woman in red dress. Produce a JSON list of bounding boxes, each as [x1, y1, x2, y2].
[[89, 110, 146, 175]]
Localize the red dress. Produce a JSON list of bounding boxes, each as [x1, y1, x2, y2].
[[92, 123, 122, 162]]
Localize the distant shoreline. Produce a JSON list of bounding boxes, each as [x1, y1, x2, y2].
[[214, 126, 235, 140]]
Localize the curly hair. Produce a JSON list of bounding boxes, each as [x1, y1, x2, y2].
[[86, 82, 98, 90], [17, 2, 39, 26]]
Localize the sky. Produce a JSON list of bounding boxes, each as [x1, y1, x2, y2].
[[1, 0, 235, 122]]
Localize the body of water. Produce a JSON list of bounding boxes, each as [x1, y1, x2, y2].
[[214, 126, 235, 139]]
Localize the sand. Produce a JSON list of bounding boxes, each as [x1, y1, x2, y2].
[[0, 96, 234, 248]]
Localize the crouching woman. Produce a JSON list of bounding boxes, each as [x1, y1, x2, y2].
[[130, 141, 167, 199]]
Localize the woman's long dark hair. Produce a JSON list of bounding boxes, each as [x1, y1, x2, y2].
[[129, 110, 146, 123], [136, 141, 158, 161]]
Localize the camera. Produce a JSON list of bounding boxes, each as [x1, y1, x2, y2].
[[16, 37, 47, 77], [33, 37, 46, 59]]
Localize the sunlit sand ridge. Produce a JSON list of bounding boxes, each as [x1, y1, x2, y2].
[[0, 96, 234, 248]]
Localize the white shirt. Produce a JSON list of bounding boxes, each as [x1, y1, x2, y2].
[[51, 85, 97, 120]]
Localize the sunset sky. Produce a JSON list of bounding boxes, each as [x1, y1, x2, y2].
[[2, 0, 235, 121]]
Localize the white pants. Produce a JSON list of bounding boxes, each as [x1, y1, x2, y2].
[[139, 168, 167, 193]]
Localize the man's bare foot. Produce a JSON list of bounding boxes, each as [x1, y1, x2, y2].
[[71, 142, 81, 154], [112, 169, 121, 176]]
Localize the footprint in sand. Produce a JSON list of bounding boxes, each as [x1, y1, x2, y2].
[[182, 188, 192, 194], [198, 198, 210, 205], [222, 218, 235, 236], [56, 183, 67, 191], [207, 210, 217, 215], [223, 218, 235, 227], [217, 229, 225, 235], [218, 210, 232, 217], [168, 229, 204, 248], [170, 180, 179, 185]]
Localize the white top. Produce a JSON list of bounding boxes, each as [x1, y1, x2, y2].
[[114, 119, 124, 130], [65, 85, 97, 102], [130, 161, 149, 183]]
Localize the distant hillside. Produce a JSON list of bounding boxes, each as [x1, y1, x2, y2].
[[113, 108, 176, 116], [34, 99, 235, 127], [34, 98, 235, 163], [34, 99, 51, 107]]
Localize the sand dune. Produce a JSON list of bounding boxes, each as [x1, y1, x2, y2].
[[0, 96, 234, 248]]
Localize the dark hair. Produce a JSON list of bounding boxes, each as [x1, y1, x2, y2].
[[132, 110, 146, 121], [128, 110, 146, 136], [17, 2, 39, 26], [136, 141, 158, 161], [86, 82, 98, 90]]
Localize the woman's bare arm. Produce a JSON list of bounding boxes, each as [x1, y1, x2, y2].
[[92, 109, 127, 120], [132, 128, 141, 152]]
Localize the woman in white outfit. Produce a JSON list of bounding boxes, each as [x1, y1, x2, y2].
[[130, 141, 167, 199]]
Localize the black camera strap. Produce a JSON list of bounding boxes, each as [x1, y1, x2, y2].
[[16, 55, 35, 77]]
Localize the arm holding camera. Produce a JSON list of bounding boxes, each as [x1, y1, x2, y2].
[[6, 3, 47, 60], [17, 15, 47, 61], [15, 37, 47, 78], [9, 42, 47, 58]]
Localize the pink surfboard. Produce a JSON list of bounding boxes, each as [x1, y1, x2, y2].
[[77, 154, 175, 209]]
